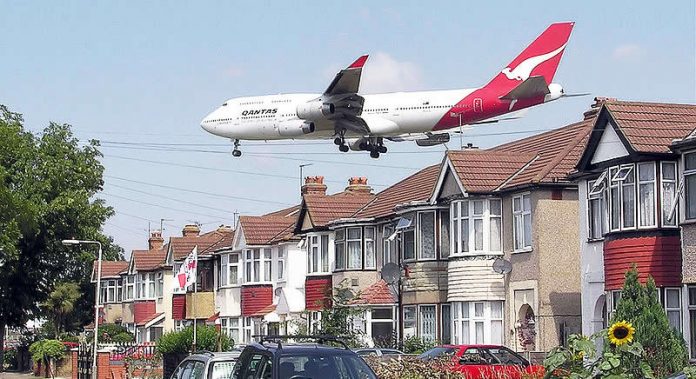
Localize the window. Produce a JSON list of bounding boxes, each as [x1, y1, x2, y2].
[[662, 162, 678, 226], [489, 200, 502, 252], [688, 287, 696, 358], [101, 280, 121, 303], [310, 234, 331, 274], [664, 288, 682, 332], [418, 212, 436, 259], [638, 162, 656, 227], [220, 317, 240, 344], [609, 167, 621, 230], [228, 253, 240, 286], [277, 247, 285, 281], [452, 200, 469, 254], [309, 312, 322, 334], [403, 306, 416, 338], [364, 227, 376, 269], [440, 210, 450, 259], [124, 275, 135, 301], [588, 179, 606, 239], [441, 304, 452, 344], [621, 165, 636, 228], [608, 165, 637, 229], [686, 153, 696, 220], [347, 227, 363, 269], [263, 249, 272, 281], [156, 272, 163, 298], [513, 194, 532, 250], [402, 226, 415, 261], [451, 199, 503, 255], [383, 225, 397, 264], [453, 301, 504, 345], [420, 305, 437, 342], [137, 273, 156, 299], [334, 231, 345, 271]]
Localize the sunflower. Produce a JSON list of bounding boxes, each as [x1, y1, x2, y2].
[[608, 320, 635, 346]]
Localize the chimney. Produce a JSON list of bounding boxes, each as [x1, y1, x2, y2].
[[148, 230, 164, 251], [583, 97, 616, 120], [182, 224, 200, 237], [345, 177, 372, 194], [302, 176, 328, 195]]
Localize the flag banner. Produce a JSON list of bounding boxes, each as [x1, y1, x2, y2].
[[177, 246, 198, 290]]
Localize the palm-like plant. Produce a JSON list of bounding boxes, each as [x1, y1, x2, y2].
[[42, 282, 81, 337]]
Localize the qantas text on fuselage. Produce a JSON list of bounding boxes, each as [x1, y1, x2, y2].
[[201, 22, 577, 158]]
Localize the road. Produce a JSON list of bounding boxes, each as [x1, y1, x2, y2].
[[0, 373, 68, 379]]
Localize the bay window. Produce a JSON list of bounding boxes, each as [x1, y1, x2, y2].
[[263, 249, 272, 281], [621, 166, 636, 228], [440, 210, 450, 259], [310, 234, 331, 274], [101, 280, 121, 303], [661, 162, 677, 226], [452, 199, 503, 255], [244, 248, 272, 283], [334, 227, 378, 270], [365, 227, 375, 269], [347, 227, 362, 269], [685, 152, 696, 220], [513, 194, 532, 251], [156, 272, 163, 298], [220, 253, 240, 287], [277, 247, 285, 281], [334, 230, 345, 271], [383, 225, 397, 264], [588, 179, 606, 240], [124, 275, 135, 301], [638, 162, 656, 227], [452, 301, 503, 345], [418, 212, 436, 260], [402, 226, 415, 261], [137, 272, 156, 299]]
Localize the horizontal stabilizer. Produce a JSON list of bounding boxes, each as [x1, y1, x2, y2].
[[500, 76, 550, 100]]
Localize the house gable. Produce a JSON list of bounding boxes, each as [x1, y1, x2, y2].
[[233, 227, 246, 251], [431, 158, 466, 203], [590, 120, 630, 165], [301, 212, 314, 231]]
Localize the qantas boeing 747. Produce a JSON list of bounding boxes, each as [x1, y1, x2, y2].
[[201, 22, 581, 158]]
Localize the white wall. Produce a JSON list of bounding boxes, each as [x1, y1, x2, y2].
[[578, 179, 606, 336]]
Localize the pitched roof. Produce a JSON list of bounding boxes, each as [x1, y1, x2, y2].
[[169, 227, 234, 260], [92, 261, 129, 280], [349, 280, 396, 305], [303, 191, 376, 227], [239, 215, 297, 245], [603, 101, 696, 153], [131, 249, 167, 271], [446, 150, 538, 193], [354, 165, 440, 219]]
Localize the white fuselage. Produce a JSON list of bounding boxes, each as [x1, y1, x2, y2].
[[201, 88, 477, 140]]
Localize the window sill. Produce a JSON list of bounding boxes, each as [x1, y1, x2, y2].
[[512, 248, 533, 254], [587, 237, 604, 243], [334, 268, 378, 273], [449, 252, 504, 258], [306, 272, 332, 277], [681, 218, 696, 226], [219, 284, 242, 289]]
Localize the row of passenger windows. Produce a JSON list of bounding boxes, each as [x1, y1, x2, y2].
[[240, 101, 263, 106], [396, 105, 453, 111], [364, 108, 388, 112]]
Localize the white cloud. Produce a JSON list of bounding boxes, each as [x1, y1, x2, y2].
[[611, 44, 645, 60], [359, 52, 423, 94]]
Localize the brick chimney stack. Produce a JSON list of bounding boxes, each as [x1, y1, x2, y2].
[[583, 97, 616, 120], [345, 177, 372, 194], [302, 176, 328, 195], [182, 224, 200, 237], [148, 230, 164, 251]]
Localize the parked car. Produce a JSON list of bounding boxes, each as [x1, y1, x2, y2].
[[354, 348, 405, 357], [231, 335, 378, 379], [418, 345, 544, 379], [170, 351, 242, 379]]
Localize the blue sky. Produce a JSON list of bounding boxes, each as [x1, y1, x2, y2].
[[1, 1, 694, 256]]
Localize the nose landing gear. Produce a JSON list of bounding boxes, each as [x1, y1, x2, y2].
[[231, 139, 242, 157]]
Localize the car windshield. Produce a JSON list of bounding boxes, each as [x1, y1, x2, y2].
[[210, 360, 236, 379], [418, 347, 457, 360], [486, 347, 528, 366], [278, 353, 377, 379]]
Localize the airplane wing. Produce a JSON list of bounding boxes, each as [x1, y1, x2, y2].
[[324, 55, 368, 95]]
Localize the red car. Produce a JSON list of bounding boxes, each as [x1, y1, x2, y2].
[[418, 345, 544, 379]]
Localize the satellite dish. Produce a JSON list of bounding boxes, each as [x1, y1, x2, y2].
[[492, 258, 513, 275], [274, 287, 283, 296], [381, 263, 401, 285]]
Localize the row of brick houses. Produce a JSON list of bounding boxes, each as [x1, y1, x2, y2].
[[92, 98, 696, 357]]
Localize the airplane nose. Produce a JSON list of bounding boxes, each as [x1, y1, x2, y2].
[[201, 118, 215, 134]]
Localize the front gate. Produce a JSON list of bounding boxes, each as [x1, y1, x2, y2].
[[77, 344, 93, 379]]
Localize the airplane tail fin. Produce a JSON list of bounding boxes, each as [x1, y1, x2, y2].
[[485, 22, 574, 94]]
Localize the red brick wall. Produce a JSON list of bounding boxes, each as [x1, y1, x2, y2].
[[172, 294, 186, 320], [241, 284, 273, 317], [604, 234, 682, 290], [134, 300, 156, 325], [305, 275, 332, 311]]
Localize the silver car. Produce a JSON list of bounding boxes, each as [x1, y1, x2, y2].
[[170, 351, 242, 379]]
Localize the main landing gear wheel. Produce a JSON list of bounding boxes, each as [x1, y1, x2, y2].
[[370, 150, 380, 159], [335, 129, 350, 153], [231, 139, 242, 157], [339, 144, 349, 152]]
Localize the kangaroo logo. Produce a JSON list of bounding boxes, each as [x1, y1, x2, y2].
[[501, 43, 567, 81]]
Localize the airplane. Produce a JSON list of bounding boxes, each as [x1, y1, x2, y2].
[[201, 22, 582, 158]]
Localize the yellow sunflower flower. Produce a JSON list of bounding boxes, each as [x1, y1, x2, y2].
[[608, 320, 635, 346]]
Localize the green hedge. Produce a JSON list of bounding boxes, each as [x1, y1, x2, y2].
[[156, 326, 231, 354]]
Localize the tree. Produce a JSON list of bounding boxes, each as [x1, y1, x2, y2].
[[0, 105, 122, 370], [611, 267, 688, 377], [42, 282, 81, 338]]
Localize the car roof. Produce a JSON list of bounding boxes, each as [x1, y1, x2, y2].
[[437, 344, 508, 349], [246, 342, 355, 356], [184, 351, 241, 362]]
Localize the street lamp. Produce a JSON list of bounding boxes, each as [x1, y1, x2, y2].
[[62, 239, 102, 379]]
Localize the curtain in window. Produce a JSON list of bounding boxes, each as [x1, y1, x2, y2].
[[420, 213, 436, 259], [365, 228, 375, 268], [440, 210, 450, 258], [638, 163, 655, 227], [321, 235, 329, 272], [347, 240, 362, 269]]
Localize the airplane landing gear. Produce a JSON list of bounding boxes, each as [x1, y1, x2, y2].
[[334, 129, 349, 153], [232, 139, 242, 157]]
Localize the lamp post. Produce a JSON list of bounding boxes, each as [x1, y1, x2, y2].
[[63, 239, 102, 379]]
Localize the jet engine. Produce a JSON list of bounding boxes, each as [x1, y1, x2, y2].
[[277, 120, 315, 137], [296, 101, 335, 120]]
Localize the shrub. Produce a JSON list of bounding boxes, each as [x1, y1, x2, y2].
[[612, 267, 688, 377], [402, 335, 436, 354], [3, 348, 18, 370], [156, 326, 231, 354], [112, 332, 135, 343], [96, 323, 133, 343], [28, 340, 66, 379]]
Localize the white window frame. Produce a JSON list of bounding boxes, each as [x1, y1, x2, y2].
[[664, 287, 682, 332], [452, 301, 504, 345], [364, 227, 376, 269], [687, 286, 696, 359], [276, 246, 285, 281], [137, 272, 156, 299], [263, 248, 272, 282], [346, 227, 363, 270], [418, 211, 437, 260], [587, 179, 606, 240], [101, 279, 121, 303], [419, 305, 437, 342], [124, 275, 135, 301], [588, 170, 608, 197], [403, 306, 417, 338], [155, 271, 163, 298], [637, 162, 657, 228], [309, 233, 331, 274], [440, 209, 450, 259], [220, 317, 241, 344], [451, 199, 503, 256], [512, 194, 532, 252], [382, 225, 397, 264], [684, 152, 696, 220], [620, 164, 637, 229], [661, 161, 679, 226]]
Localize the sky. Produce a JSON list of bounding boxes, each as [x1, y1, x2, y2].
[[1, 1, 694, 257]]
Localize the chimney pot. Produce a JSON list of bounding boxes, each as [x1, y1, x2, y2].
[[301, 176, 327, 195], [182, 224, 201, 237], [345, 177, 372, 194]]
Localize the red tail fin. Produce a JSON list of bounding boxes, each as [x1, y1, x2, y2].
[[486, 22, 574, 92]]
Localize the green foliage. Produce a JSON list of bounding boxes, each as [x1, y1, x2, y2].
[[156, 326, 231, 354], [96, 323, 133, 343], [28, 339, 66, 363], [112, 332, 135, 343], [0, 104, 123, 338], [42, 282, 81, 337], [58, 333, 79, 343], [402, 335, 436, 354], [611, 267, 688, 377], [2, 348, 18, 370]]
